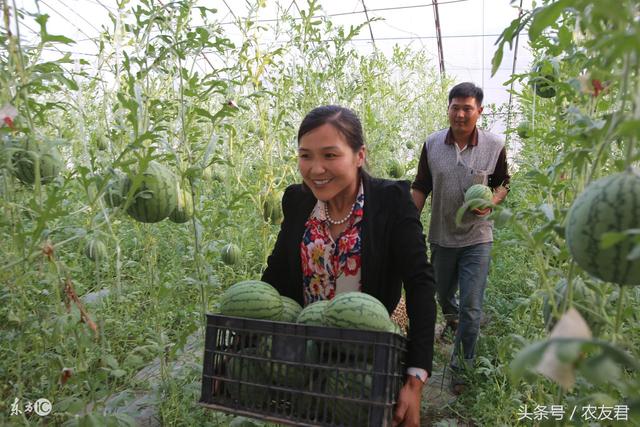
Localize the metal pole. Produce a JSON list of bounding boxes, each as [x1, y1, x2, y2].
[[433, 0, 446, 77], [362, 0, 377, 51], [505, 0, 524, 146]]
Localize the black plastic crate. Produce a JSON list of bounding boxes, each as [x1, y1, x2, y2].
[[199, 314, 407, 427]]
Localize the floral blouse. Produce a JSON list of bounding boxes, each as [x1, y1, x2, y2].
[[300, 183, 365, 305]]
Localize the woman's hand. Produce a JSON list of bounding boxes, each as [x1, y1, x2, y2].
[[392, 375, 425, 427]]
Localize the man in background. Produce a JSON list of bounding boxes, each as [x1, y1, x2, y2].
[[411, 82, 509, 394]]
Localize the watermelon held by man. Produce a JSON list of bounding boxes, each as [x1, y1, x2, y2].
[[464, 184, 493, 210]]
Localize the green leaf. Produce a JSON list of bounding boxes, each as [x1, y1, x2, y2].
[[455, 199, 495, 225], [525, 169, 551, 187], [35, 14, 75, 45], [554, 341, 582, 364], [491, 44, 504, 77], [490, 207, 512, 228], [110, 369, 127, 378], [528, 1, 570, 42], [582, 339, 640, 370], [628, 243, 640, 261], [123, 354, 144, 369], [193, 107, 215, 121], [490, 12, 531, 76], [102, 354, 119, 369], [557, 24, 572, 49], [539, 203, 554, 221], [42, 34, 75, 45], [580, 353, 621, 386], [510, 340, 549, 383], [600, 232, 627, 249], [616, 119, 640, 137]]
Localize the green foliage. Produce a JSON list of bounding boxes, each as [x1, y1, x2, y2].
[[484, 0, 640, 424]]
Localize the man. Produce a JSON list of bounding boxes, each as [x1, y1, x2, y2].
[[410, 82, 509, 394]]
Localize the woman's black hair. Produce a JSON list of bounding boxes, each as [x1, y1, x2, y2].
[[297, 105, 364, 153]]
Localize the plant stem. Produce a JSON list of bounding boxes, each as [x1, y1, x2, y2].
[[625, 54, 639, 169], [563, 261, 575, 313], [613, 286, 625, 343]]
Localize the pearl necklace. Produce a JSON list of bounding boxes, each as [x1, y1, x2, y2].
[[324, 202, 356, 225]]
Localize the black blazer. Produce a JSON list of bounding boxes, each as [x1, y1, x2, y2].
[[261, 172, 436, 373]]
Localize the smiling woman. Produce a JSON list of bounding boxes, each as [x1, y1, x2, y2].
[[297, 107, 365, 239], [261, 105, 438, 427]]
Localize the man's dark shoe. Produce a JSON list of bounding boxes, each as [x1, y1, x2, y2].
[[449, 367, 467, 396]]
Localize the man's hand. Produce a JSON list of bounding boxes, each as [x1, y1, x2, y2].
[[392, 375, 425, 427], [471, 206, 491, 216], [472, 186, 508, 217]]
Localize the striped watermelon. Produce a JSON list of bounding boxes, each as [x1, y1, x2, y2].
[[530, 62, 557, 98], [262, 192, 283, 224], [169, 188, 194, 223], [219, 280, 283, 320], [292, 364, 324, 420], [296, 300, 330, 326], [221, 243, 240, 265], [271, 361, 308, 390], [465, 184, 492, 203], [226, 348, 269, 405], [126, 161, 178, 223], [325, 369, 372, 425], [84, 238, 107, 262], [517, 121, 532, 139], [565, 169, 640, 286], [280, 296, 303, 322], [12, 142, 63, 185], [323, 292, 391, 332], [103, 170, 128, 208], [391, 321, 405, 336], [229, 417, 262, 427], [95, 134, 108, 151], [388, 160, 405, 178], [464, 184, 493, 210]]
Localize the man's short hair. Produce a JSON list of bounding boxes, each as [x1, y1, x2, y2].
[[448, 82, 484, 106]]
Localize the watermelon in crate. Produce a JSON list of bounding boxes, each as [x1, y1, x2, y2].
[[279, 296, 303, 322], [200, 314, 406, 426], [225, 348, 270, 407], [323, 292, 392, 332], [296, 300, 329, 326], [322, 292, 395, 363], [325, 368, 373, 425], [219, 280, 283, 320]]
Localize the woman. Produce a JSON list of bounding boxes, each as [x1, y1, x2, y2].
[[262, 105, 436, 426]]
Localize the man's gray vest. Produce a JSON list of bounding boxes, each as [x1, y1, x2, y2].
[[425, 129, 504, 247]]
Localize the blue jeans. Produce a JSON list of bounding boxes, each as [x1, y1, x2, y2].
[[430, 242, 492, 368]]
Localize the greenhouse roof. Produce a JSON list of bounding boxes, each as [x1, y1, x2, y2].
[[16, 0, 534, 131]]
